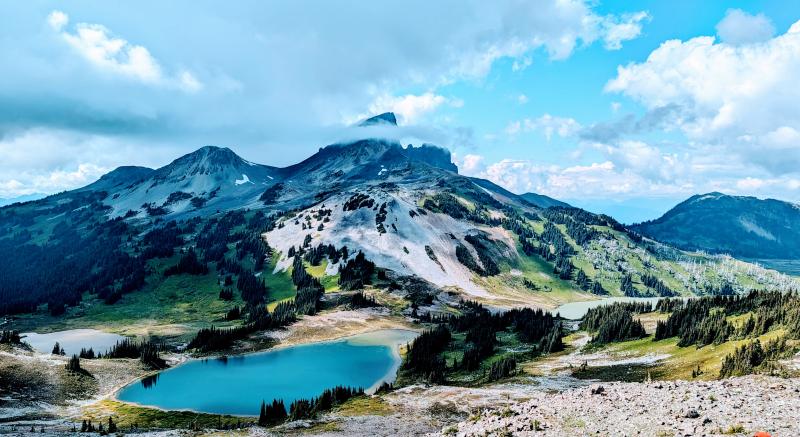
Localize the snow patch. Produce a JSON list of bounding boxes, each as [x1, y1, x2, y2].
[[739, 217, 776, 241], [235, 174, 253, 185]]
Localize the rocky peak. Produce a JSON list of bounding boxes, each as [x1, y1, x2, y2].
[[359, 112, 398, 127], [404, 143, 458, 173], [159, 146, 251, 178]]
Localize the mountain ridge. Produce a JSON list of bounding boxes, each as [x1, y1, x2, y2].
[[2, 127, 797, 316], [632, 192, 800, 260]]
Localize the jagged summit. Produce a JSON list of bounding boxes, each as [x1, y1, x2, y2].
[[404, 143, 458, 173], [359, 112, 398, 126]]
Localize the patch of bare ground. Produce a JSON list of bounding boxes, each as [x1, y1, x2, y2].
[[264, 307, 417, 347]]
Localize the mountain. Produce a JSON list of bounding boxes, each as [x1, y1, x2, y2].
[[520, 192, 570, 209], [632, 192, 800, 259], [1, 116, 797, 316], [100, 146, 282, 218], [359, 112, 398, 126]]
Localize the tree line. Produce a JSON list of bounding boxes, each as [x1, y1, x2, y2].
[[580, 302, 648, 344], [406, 301, 564, 382], [654, 291, 800, 348], [258, 386, 363, 426]]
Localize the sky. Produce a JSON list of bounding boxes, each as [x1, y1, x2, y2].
[[2, 1, 800, 223]]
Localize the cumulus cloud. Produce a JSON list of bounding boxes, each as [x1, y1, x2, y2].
[[459, 154, 484, 173], [370, 93, 448, 125], [467, 157, 653, 198], [0, 128, 180, 197], [605, 18, 800, 176], [49, 10, 201, 92], [0, 162, 110, 198], [46, 10, 68, 31], [716, 9, 775, 45]]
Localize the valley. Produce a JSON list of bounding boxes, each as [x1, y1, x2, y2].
[[2, 116, 800, 436]]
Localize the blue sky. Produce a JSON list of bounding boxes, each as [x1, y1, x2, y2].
[[2, 1, 800, 222]]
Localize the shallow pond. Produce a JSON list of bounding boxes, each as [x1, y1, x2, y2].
[[116, 329, 418, 416], [554, 297, 664, 320], [21, 328, 126, 355]]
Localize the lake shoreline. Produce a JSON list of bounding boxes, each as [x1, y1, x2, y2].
[[113, 328, 419, 416]]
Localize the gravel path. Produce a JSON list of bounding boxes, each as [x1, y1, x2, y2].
[[441, 375, 800, 437]]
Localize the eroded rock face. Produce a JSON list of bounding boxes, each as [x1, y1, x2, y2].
[[440, 376, 800, 436]]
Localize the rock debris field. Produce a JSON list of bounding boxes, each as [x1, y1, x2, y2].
[[441, 375, 800, 437]]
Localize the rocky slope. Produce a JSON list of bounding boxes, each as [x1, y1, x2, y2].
[[441, 376, 800, 436]]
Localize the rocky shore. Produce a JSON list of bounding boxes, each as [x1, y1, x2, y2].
[[440, 375, 800, 437]]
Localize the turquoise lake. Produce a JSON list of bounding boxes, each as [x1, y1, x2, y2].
[[116, 329, 417, 416]]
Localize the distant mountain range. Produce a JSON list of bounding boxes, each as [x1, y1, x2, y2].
[[1, 114, 796, 316], [0, 193, 47, 207], [632, 192, 800, 260]]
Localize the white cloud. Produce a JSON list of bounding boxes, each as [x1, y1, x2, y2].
[[50, 10, 201, 91], [0, 128, 179, 198], [47, 10, 68, 31], [594, 140, 688, 183], [349, 92, 456, 125], [716, 9, 775, 45], [178, 70, 203, 93], [517, 94, 529, 104], [597, 11, 650, 50], [506, 114, 581, 140], [529, 114, 582, 140], [460, 154, 484, 172], [605, 18, 800, 176], [0, 163, 109, 198]]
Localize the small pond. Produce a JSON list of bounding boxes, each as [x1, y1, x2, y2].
[[554, 297, 665, 320], [116, 329, 417, 416], [21, 328, 127, 355]]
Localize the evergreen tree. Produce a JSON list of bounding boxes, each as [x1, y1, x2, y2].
[[65, 354, 82, 372]]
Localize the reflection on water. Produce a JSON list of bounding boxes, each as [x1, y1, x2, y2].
[[554, 297, 664, 320], [21, 329, 126, 355], [141, 374, 159, 389]]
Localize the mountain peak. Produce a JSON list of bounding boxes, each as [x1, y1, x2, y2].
[[359, 112, 398, 127], [170, 145, 247, 169]]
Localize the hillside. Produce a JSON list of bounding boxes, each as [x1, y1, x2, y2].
[[632, 192, 800, 260], [520, 192, 570, 209]]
